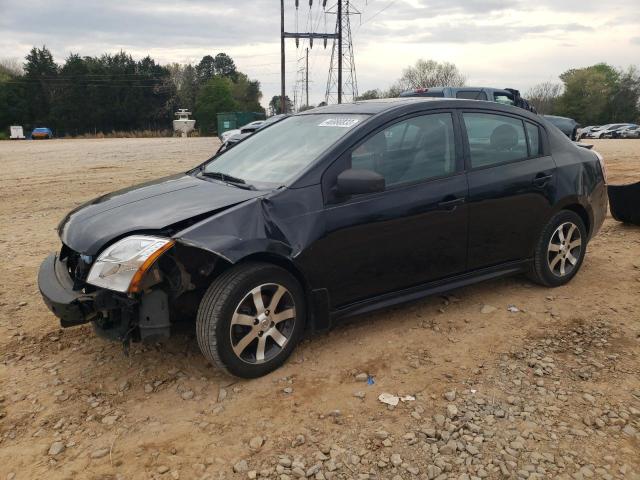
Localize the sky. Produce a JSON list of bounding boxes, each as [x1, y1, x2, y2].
[[1, 0, 639, 109]]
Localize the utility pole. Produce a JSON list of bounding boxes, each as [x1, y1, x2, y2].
[[337, 0, 342, 104], [280, 0, 286, 114], [305, 47, 309, 107]]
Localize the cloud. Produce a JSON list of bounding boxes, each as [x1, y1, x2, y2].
[[404, 22, 594, 44], [1, 0, 639, 106]]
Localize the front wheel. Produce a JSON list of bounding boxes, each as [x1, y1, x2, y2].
[[529, 210, 587, 287], [196, 262, 306, 378]]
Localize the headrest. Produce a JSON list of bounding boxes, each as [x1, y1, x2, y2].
[[490, 124, 518, 150]]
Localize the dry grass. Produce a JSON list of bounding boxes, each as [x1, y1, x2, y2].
[[72, 129, 175, 139]]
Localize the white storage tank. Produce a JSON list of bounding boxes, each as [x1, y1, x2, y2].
[[10, 126, 25, 139], [173, 110, 196, 138]]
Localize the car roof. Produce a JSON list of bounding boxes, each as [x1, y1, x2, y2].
[[400, 86, 512, 95], [543, 115, 573, 121], [297, 97, 537, 118], [298, 97, 430, 115]]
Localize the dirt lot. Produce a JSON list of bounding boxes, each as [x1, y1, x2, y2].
[[0, 138, 639, 480]]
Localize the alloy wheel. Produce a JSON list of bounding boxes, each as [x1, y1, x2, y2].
[[547, 221, 582, 277], [229, 283, 296, 364]]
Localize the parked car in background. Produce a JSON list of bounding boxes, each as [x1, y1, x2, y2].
[[38, 97, 607, 378], [542, 115, 579, 141], [400, 86, 536, 112], [216, 132, 252, 154], [220, 120, 265, 143], [216, 115, 289, 154], [577, 126, 597, 140], [239, 120, 265, 134], [582, 125, 606, 139], [31, 127, 53, 139], [220, 128, 241, 142], [606, 124, 638, 138], [591, 124, 634, 139], [618, 125, 640, 139]]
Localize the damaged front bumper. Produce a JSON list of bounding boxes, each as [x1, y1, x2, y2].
[[38, 253, 98, 327], [38, 253, 171, 342]]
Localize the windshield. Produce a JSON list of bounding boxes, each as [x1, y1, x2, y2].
[[202, 114, 368, 187]]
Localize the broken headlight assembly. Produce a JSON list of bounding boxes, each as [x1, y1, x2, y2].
[[86, 235, 174, 293]]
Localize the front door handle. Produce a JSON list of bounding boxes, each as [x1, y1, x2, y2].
[[438, 197, 465, 210], [533, 173, 553, 187]]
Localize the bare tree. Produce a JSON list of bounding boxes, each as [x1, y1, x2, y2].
[[392, 59, 466, 93], [0, 57, 23, 76], [525, 82, 563, 115]]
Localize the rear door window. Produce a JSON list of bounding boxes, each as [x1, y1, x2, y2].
[[463, 113, 528, 168]]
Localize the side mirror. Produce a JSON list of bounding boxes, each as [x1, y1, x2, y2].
[[337, 169, 385, 196]]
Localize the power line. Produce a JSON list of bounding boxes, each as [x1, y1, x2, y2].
[[357, 0, 396, 29]]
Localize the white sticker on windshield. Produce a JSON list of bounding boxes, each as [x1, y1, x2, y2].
[[318, 118, 360, 128]]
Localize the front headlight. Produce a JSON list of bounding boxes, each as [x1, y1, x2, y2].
[[86, 235, 174, 293]]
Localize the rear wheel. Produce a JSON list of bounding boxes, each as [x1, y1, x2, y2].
[[529, 210, 587, 287], [196, 262, 305, 378]]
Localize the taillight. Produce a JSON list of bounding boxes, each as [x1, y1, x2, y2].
[[594, 150, 607, 184]]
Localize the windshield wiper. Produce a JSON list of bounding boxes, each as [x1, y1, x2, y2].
[[200, 171, 256, 190]]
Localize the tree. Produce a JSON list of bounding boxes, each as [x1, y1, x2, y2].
[[555, 64, 620, 125], [525, 82, 563, 115], [356, 89, 381, 101], [23, 46, 58, 125], [167, 63, 198, 111], [609, 66, 640, 123], [0, 65, 27, 134], [196, 55, 216, 84], [232, 72, 263, 112], [49, 53, 90, 134], [214, 53, 237, 79], [178, 64, 198, 111], [0, 58, 22, 77], [269, 95, 293, 115], [392, 59, 466, 93], [1, 48, 263, 137], [195, 76, 237, 134]]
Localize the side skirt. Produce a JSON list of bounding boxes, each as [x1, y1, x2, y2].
[[330, 259, 531, 323]]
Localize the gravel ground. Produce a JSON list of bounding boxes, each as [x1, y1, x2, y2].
[[0, 138, 639, 480]]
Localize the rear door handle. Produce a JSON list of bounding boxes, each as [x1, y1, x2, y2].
[[533, 173, 553, 187], [438, 197, 465, 210]]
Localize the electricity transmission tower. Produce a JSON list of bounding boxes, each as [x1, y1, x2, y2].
[[280, 0, 337, 113], [293, 48, 310, 112], [325, 0, 359, 104]]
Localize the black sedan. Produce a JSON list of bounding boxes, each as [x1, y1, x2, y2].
[[38, 98, 608, 378]]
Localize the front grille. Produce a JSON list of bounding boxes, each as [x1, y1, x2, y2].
[[60, 244, 93, 291]]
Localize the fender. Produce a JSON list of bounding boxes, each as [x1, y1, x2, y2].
[[173, 186, 325, 264]]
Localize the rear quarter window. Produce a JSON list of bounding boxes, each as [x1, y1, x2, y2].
[[525, 122, 542, 157]]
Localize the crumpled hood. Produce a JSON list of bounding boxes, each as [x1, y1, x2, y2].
[[59, 173, 265, 255]]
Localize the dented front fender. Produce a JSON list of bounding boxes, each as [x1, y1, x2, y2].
[[174, 186, 325, 265]]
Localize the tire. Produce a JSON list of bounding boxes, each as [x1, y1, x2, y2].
[[529, 210, 587, 287], [196, 262, 306, 378]]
